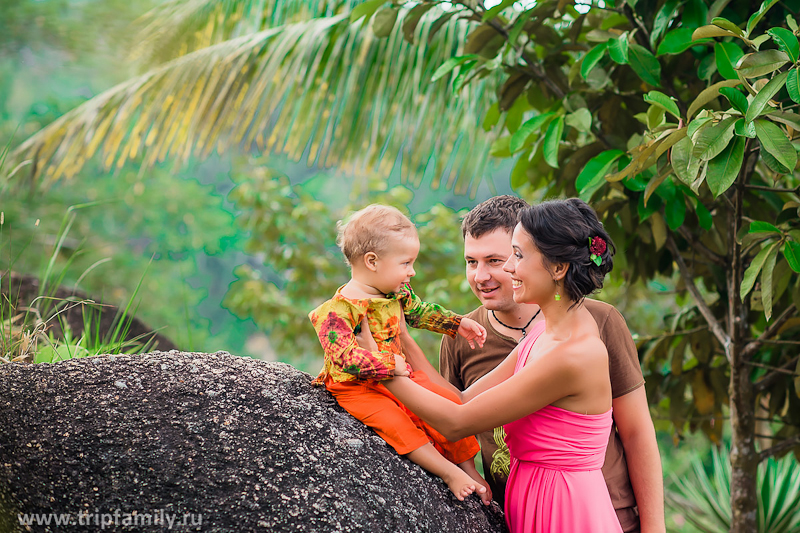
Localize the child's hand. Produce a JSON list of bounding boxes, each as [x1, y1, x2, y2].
[[393, 353, 410, 377], [458, 317, 486, 349]]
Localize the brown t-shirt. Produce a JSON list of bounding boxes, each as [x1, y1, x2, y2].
[[439, 300, 643, 531]]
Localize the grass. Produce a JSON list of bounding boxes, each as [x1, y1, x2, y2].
[[1, 194, 159, 364]]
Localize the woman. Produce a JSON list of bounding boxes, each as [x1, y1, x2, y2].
[[362, 198, 623, 532]]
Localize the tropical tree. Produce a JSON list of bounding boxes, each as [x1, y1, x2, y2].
[[5, 0, 800, 531]]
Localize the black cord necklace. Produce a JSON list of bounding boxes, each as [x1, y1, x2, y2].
[[491, 308, 541, 340]]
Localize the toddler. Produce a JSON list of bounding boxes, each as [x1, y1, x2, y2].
[[309, 204, 490, 503]]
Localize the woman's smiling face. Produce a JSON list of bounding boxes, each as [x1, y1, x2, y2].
[[503, 223, 554, 305]]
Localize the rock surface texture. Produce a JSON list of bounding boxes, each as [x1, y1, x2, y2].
[[0, 351, 507, 532]]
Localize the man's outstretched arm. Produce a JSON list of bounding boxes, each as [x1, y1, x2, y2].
[[613, 386, 665, 533]]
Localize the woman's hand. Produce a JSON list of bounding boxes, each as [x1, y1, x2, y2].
[[354, 315, 379, 352]]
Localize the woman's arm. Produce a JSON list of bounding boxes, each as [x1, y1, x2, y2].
[[384, 343, 585, 441], [460, 345, 519, 402]]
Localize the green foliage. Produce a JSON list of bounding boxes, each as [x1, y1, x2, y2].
[[667, 446, 800, 533]]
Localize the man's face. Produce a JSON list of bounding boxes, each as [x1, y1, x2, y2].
[[464, 228, 517, 312]]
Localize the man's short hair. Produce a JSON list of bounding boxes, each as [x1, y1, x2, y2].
[[461, 195, 529, 238], [337, 204, 417, 265]]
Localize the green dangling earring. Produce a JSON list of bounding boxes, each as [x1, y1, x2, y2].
[[555, 291, 561, 301]]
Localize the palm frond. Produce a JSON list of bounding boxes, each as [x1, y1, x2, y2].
[[131, 0, 363, 64], [11, 7, 497, 195]]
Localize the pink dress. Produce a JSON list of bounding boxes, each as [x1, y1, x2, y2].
[[503, 322, 623, 533]]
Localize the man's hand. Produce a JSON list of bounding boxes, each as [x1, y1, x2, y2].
[[457, 317, 487, 348]]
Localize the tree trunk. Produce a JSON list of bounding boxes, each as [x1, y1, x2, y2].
[[728, 163, 758, 533], [729, 352, 758, 533]]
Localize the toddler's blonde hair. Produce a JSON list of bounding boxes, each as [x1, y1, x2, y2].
[[337, 204, 417, 266]]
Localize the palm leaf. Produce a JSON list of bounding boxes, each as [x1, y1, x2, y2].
[[10, 6, 498, 195], [130, 0, 364, 64]]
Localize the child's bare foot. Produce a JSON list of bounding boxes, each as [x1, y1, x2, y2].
[[441, 467, 480, 501], [458, 460, 493, 506]]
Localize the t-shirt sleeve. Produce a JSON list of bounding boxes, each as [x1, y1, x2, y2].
[[400, 284, 462, 338], [309, 300, 396, 381], [439, 334, 465, 391], [599, 306, 644, 398]]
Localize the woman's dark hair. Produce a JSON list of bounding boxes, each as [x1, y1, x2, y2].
[[517, 198, 615, 307]]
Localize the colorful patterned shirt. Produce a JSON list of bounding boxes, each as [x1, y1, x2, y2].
[[309, 283, 462, 384]]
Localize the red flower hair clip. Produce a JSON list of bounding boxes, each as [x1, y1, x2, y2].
[[589, 237, 606, 266]]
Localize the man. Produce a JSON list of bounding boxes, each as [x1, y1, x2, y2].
[[438, 195, 665, 533]]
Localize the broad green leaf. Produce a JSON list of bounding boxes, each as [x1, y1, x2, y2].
[[687, 79, 741, 118], [666, 195, 687, 230], [510, 147, 533, 189], [787, 69, 800, 104], [628, 43, 661, 87], [754, 119, 798, 170], [402, 3, 435, 43], [692, 117, 737, 160], [698, 53, 718, 80], [711, 17, 744, 37], [749, 220, 781, 234], [644, 91, 681, 119], [608, 36, 629, 64], [350, 0, 385, 23], [601, 13, 630, 30], [736, 50, 789, 78], [767, 27, 799, 63], [508, 9, 534, 45], [734, 118, 756, 137], [465, 24, 504, 57], [719, 87, 748, 114], [692, 25, 739, 40], [658, 28, 708, 56], [482, 0, 516, 22], [688, 116, 714, 139], [671, 137, 694, 184], [766, 110, 800, 130], [509, 112, 556, 153], [576, 150, 625, 196], [741, 242, 778, 299], [490, 135, 512, 158], [784, 241, 800, 272], [683, 0, 708, 29], [652, 0, 680, 48], [745, 71, 789, 123], [761, 243, 779, 320], [565, 108, 592, 133], [581, 43, 608, 80], [715, 42, 745, 80], [542, 116, 564, 168], [432, 55, 479, 82], [747, 0, 780, 37], [707, 135, 745, 197], [789, 14, 799, 32], [427, 11, 458, 43], [695, 200, 713, 230], [483, 103, 500, 132], [372, 6, 398, 38], [647, 106, 666, 129], [761, 147, 791, 173]]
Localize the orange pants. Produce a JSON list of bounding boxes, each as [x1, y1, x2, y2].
[[326, 370, 480, 462]]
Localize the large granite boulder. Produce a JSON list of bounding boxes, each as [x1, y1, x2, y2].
[[0, 351, 507, 532]]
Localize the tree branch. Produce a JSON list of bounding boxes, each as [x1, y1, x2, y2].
[[755, 355, 800, 394], [758, 434, 800, 462], [678, 226, 726, 267], [666, 235, 731, 357], [745, 184, 800, 194], [742, 304, 798, 361]]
